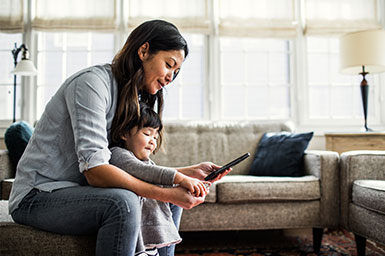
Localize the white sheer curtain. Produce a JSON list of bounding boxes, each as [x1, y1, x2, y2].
[[0, 0, 23, 33], [305, 0, 381, 35], [32, 0, 118, 31], [218, 0, 297, 38], [126, 0, 210, 33]]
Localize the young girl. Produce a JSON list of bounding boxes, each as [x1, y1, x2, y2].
[[109, 103, 210, 254]]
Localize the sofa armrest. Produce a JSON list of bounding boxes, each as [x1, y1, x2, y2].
[[340, 150, 385, 228], [0, 150, 15, 200], [0, 150, 15, 181], [304, 150, 340, 227]]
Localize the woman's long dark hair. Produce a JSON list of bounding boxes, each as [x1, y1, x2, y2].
[[110, 20, 189, 147]]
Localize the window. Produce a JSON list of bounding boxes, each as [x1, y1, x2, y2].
[[0, 33, 23, 121], [1, 0, 384, 133], [163, 34, 206, 120], [219, 37, 291, 119], [36, 32, 115, 117], [306, 37, 381, 124]]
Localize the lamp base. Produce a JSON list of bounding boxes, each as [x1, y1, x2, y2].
[[361, 126, 373, 132], [360, 68, 370, 133]]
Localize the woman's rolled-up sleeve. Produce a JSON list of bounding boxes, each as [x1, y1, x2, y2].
[[64, 71, 112, 172]]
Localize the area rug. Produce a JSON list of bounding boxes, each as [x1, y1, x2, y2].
[[175, 229, 385, 256]]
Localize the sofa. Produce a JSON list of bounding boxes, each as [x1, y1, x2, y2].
[[0, 121, 340, 255], [340, 150, 385, 256]]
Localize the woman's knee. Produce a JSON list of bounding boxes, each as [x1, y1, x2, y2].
[[102, 189, 141, 226]]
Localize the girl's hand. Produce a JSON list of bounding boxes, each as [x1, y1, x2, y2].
[[178, 162, 231, 182], [175, 173, 211, 197]]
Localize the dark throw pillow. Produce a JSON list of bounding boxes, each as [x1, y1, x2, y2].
[[249, 131, 314, 177], [4, 121, 34, 168]]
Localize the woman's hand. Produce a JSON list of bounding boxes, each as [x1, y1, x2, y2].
[[177, 162, 232, 182]]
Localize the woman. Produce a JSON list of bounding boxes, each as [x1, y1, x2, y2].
[[8, 20, 228, 256]]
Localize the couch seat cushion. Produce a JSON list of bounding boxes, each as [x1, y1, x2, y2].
[[0, 200, 13, 222], [352, 179, 385, 215], [204, 183, 217, 203], [216, 175, 320, 203]]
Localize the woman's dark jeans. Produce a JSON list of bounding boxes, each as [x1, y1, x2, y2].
[[12, 186, 141, 256]]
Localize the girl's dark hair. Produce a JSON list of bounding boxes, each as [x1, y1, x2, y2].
[[114, 102, 164, 153], [110, 20, 188, 147]]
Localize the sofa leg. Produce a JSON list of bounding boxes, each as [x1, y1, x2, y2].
[[312, 228, 324, 254], [354, 233, 366, 256]]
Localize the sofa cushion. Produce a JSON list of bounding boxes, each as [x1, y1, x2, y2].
[[0, 200, 13, 222], [249, 132, 313, 177], [204, 183, 217, 203], [352, 179, 385, 215], [216, 175, 320, 203]]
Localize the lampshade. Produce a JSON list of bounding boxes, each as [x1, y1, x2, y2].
[[11, 59, 38, 76], [339, 30, 385, 74]]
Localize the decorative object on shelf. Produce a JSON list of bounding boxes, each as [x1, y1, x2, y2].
[[339, 30, 385, 132], [10, 43, 38, 123]]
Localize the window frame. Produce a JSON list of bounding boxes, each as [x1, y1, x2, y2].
[[1, 0, 384, 137]]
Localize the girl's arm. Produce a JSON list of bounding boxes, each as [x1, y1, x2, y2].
[[84, 164, 205, 209], [110, 147, 176, 186]]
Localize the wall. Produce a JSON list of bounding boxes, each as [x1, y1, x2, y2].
[[307, 134, 326, 151]]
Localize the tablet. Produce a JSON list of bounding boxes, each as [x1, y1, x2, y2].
[[204, 152, 250, 181]]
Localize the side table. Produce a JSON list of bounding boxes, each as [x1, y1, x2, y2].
[[324, 132, 385, 154]]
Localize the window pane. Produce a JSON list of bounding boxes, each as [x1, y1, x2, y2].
[[36, 32, 115, 118], [246, 52, 268, 84], [309, 85, 330, 118], [247, 86, 269, 118], [222, 86, 245, 118], [67, 52, 88, 76], [0, 85, 21, 120], [220, 37, 291, 119], [0, 33, 22, 121], [182, 86, 203, 119], [163, 85, 180, 119], [331, 85, 353, 117], [306, 36, 379, 121], [91, 33, 114, 50], [221, 52, 244, 85], [38, 33, 64, 51], [269, 53, 289, 84], [270, 86, 290, 118], [91, 51, 114, 65], [67, 33, 88, 50], [163, 33, 205, 120], [307, 53, 329, 84], [38, 52, 63, 86]]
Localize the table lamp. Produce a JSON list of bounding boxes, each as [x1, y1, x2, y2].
[[10, 43, 38, 123], [339, 30, 385, 131]]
